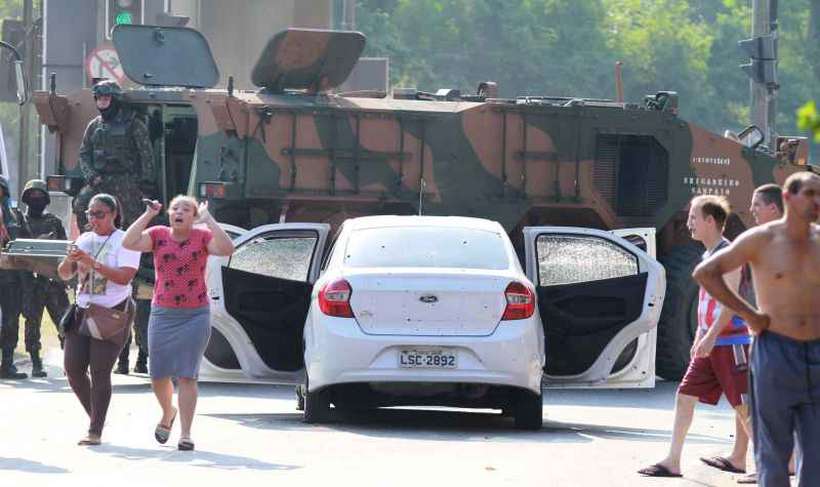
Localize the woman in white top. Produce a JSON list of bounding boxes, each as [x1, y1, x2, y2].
[[57, 193, 141, 446]]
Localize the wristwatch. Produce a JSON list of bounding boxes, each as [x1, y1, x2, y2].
[[93, 260, 102, 271]]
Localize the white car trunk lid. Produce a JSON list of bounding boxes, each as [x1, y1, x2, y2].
[[346, 270, 509, 336]]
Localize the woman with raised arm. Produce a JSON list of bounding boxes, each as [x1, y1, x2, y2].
[[57, 193, 141, 446], [122, 195, 234, 451]]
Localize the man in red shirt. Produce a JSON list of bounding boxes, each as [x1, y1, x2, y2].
[[639, 195, 752, 477]]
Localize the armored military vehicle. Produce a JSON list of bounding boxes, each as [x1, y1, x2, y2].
[[25, 25, 814, 380]]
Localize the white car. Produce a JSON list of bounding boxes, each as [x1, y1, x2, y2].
[[204, 217, 665, 429]]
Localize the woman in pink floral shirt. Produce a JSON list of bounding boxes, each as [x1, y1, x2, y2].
[[123, 195, 233, 450]]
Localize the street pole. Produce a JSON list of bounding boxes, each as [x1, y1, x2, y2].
[[17, 0, 34, 188], [750, 0, 778, 147], [342, 0, 356, 30]]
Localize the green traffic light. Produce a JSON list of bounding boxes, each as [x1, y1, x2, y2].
[[114, 11, 133, 25]]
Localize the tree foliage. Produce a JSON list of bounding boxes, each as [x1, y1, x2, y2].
[[357, 0, 819, 153], [797, 101, 820, 141]]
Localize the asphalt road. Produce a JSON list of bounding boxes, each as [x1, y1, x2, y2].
[[0, 348, 789, 487]]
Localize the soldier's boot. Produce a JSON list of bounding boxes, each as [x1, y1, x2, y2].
[[30, 351, 47, 378], [114, 358, 129, 375], [134, 351, 148, 374], [0, 350, 27, 380]]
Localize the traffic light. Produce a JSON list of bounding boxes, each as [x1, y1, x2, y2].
[[738, 34, 777, 87], [106, 0, 143, 38]]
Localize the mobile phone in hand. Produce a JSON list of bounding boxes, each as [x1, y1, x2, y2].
[[142, 198, 161, 211]]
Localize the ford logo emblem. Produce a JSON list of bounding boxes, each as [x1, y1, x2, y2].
[[419, 295, 438, 304]]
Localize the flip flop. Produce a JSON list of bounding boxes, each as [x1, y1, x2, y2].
[[154, 408, 177, 444], [736, 472, 757, 484], [638, 464, 682, 478], [178, 437, 195, 451], [77, 435, 101, 446], [700, 456, 746, 474], [737, 470, 796, 483]]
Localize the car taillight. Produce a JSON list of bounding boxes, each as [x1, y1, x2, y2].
[[318, 279, 354, 318], [502, 281, 535, 320]]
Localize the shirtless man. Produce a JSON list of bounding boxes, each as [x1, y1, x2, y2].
[[735, 185, 794, 484], [693, 172, 820, 487]]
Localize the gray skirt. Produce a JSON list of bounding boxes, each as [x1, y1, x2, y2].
[[148, 305, 211, 379]]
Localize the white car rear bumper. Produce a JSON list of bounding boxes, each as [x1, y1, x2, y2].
[[304, 304, 544, 395]]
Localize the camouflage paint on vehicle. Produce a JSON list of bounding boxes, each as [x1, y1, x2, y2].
[[27, 26, 816, 379]]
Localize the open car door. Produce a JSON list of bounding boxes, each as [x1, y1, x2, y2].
[[205, 223, 329, 383], [606, 228, 659, 387], [523, 226, 665, 388]]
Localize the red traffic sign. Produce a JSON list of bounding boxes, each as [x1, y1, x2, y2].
[[85, 46, 127, 85]]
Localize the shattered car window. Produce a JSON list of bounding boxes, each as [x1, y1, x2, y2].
[[536, 235, 637, 286], [230, 236, 316, 281]]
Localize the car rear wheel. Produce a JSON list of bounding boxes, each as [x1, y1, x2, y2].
[[303, 385, 331, 423], [513, 390, 543, 430]]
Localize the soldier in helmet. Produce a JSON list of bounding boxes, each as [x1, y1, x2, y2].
[[0, 176, 26, 379], [18, 179, 70, 378], [76, 79, 155, 375], [75, 79, 156, 229]]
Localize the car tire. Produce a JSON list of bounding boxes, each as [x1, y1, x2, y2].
[[513, 390, 543, 430], [303, 385, 331, 423], [656, 244, 702, 380]]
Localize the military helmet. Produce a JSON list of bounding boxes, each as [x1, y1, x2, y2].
[[0, 175, 9, 198], [91, 79, 122, 99], [21, 179, 50, 205]]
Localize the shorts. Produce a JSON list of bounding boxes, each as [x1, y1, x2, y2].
[[678, 343, 749, 408]]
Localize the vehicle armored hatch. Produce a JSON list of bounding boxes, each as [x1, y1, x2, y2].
[[112, 24, 219, 88], [251, 28, 366, 93]]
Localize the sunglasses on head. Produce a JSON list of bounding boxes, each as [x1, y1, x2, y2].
[[85, 209, 109, 219]]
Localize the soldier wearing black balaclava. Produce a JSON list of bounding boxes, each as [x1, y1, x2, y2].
[[75, 79, 155, 374], [18, 179, 69, 377], [0, 176, 26, 379]]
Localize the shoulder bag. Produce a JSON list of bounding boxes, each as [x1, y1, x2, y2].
[[78, 298, 134, 342], [57, 300, 78, 336]]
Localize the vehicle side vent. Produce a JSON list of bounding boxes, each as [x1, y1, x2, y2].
[[593, 135, 618, 208], [594, 134, 669, 217]]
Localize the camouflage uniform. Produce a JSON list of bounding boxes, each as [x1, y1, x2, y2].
[[74, 80, 155, 229], [76, 81, 154, 374], [18, 180, 70, 377], [0, 176, 26, 379]]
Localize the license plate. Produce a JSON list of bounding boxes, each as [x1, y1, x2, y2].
[[399, 348, 457, 369]]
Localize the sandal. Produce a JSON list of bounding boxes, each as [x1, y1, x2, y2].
[[178, 437, 195, 451], [637, 463, 682, 478], [154, 408, 177, 444], [700, 456, 746, 474], [78, 434, 101, 446]]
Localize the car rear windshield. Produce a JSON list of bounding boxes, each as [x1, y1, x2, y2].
[[344, 226, 509, 270]]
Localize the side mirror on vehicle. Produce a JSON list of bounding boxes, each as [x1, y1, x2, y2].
[[738, 125, 765, 150], [0, 40, 28, 105], [13, 59, 26, 104]]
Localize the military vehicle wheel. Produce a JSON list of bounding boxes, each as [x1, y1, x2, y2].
[[303, 385, 331, 424], [656, 244, 702, 380], [512, 390, 543, 430]]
